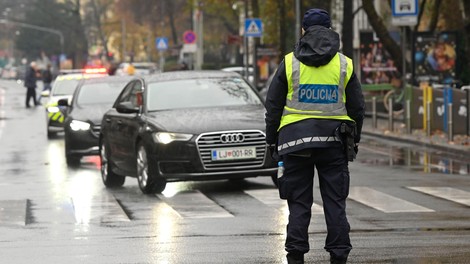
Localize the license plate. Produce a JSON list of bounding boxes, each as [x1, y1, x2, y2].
[[211, 147, 256, 161]]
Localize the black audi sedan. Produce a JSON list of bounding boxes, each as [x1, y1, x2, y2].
[[59, 75, 133, 166], [99, 71, 277, 194]]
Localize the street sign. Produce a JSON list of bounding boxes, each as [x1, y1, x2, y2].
[[244, 18, 263, 37], [391, 0, 418, 26], [183, 30, 197, 44], [156, 37, 168, 51]]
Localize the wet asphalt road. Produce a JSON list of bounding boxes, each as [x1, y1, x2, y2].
[[1, 79, 470, 264]]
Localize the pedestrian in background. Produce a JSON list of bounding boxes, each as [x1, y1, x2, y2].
[[264, 8, 365, 264], [24, 61, 39, 108], [37, 63, 53, 104]]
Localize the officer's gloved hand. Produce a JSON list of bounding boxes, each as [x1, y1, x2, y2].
[[354, 144, 359, 155], [267, 144, 279, 161]]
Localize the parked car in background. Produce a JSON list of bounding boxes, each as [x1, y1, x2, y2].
[[43, 69, 108, 138], [59, 75, 133, 166], [99, 70, 277, 194], [116, 62, 159, 76]]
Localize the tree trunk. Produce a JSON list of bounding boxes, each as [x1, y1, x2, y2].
[[362, 0, 403, 74], [277, 0, 287, 60], [342, 0, 354, 57], [428, 0, 442, 32], [90, 0, 109, 61], [463, 0, 470, 83]]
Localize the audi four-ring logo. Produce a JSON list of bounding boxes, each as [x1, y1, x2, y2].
[[220, 133, 245, 143]]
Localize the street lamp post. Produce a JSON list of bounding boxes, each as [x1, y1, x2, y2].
[[0, 19, 65, 55]]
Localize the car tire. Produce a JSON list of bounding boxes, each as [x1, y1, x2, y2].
[[47, 129, 56, 139], [66, 154, 80, 167], [100, 139, 125, 187], [136, 143, 166, 194], [65, 139, 80, 167], [271, 174, 279, 188]]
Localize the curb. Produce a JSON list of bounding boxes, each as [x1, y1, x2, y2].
[[362, 130, 470, 156]]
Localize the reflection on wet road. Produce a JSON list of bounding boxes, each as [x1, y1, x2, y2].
[[359, 135, 470, 176]]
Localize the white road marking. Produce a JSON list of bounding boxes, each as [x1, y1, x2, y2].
[[407, 187, 470, 207], [0, 200, 27, 226], [0, 88, 5, 139], [349, 187, 434, 213], [157, 190, 233, 218], [71, 192, 130, 224], [245, 189, 324, 214]]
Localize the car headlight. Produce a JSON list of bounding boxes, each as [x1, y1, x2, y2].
[[153, 132, 193, 144], [47, 106, 60, 113], [70, 120, 91, 131]]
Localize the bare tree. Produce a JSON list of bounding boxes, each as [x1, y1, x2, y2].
[[362, 0, 404, 74]]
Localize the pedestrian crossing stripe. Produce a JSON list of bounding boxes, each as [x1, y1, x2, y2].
[[157, 190, 233, 219], [407, 187, 470, 207], [348, 187, 434, 213], [244, 189, 324, 214], [4, 186, 470, 226]]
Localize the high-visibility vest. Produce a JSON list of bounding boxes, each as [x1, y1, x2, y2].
[[279, 52, 354, 130]]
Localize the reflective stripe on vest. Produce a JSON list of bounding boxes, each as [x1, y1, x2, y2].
[[277, 136, 341, 152], [279, 52, 354, 130]]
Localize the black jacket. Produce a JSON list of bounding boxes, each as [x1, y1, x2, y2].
[[42, 69, 53, 83], [264, 25, 365, 155], [23, 66, 37, 89]]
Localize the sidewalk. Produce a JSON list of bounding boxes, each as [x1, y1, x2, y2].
[[361, 116, 470, 155]]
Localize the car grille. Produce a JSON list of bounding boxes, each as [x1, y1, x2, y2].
[[196, 130, 266, 170]]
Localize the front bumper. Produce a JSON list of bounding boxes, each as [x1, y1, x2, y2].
[[65, 126, 100, 156], [145, 130, 278, 182]]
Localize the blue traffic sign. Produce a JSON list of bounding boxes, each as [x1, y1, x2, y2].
[[244, 18, 263, 37], [392, 0, 418, 16], [155, 37, 168, 51]]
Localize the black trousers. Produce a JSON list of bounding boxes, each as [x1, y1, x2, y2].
[[279, 147, 351, 259], [25, 88, 37, 107]]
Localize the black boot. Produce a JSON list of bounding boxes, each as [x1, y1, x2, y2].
[[287, 252, 304, 264], [330, 257, 347, 264]]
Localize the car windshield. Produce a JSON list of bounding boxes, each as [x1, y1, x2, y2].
[[52, 79, 80, 96], [76, 82, 126, 106], [147, 77, 262, 111]]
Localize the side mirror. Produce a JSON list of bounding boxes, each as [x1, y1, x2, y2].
[[116, 101, 139, 114], [57, 98, 69, 106]]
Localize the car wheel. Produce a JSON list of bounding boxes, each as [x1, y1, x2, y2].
[[136, 143, 166, 194], [47, 129, 56, 139], [271, 174, 279, 188], [66, 154, 80, 167], [65, 139, 80, 167], [100, 140, 125, 187]]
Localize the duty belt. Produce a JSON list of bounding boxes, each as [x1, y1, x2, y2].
[[277, 136, 341, 152]]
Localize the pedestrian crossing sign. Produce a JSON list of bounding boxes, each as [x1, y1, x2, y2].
[[244, 18, 263, 37], [155, 37, 168, 51]]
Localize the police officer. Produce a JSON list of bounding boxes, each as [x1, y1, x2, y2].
[[264, 8, 365, 264]]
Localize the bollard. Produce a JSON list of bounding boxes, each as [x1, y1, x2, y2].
[[406, 99, 411, 134], [372, 96, 377, 129], [388, 97, 394, 131], [448, 103, 453, 142], [426, 101, 431, 136], [462, 86, 470, 136]]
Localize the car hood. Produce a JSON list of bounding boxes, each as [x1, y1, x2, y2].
[[69, 104, 112, 125], [146, 104, 267, 134]]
